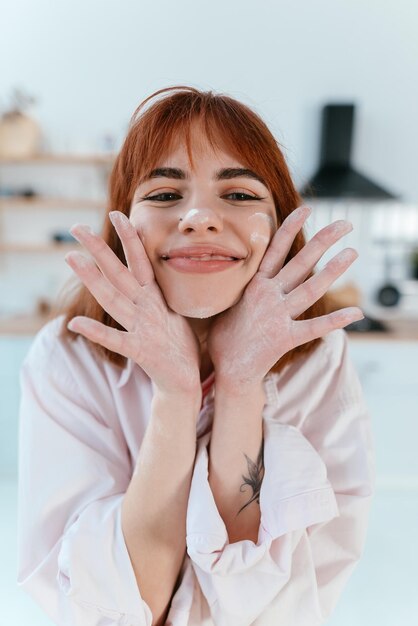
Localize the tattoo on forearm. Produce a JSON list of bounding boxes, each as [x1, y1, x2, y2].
[[237, 438, 265, 515]]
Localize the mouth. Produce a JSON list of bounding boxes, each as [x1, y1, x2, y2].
[[161, 254, 240, 261], [161, 254, 244, 274], [161, 244, 246, 261], [159, 244, 247, 273]]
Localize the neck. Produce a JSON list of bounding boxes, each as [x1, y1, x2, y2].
[[185, 316, 214, 382]]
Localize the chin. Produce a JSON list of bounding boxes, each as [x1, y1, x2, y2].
[[166, 291, 243, 319], [169, 300, 227, 319]]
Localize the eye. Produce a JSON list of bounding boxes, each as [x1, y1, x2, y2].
[[223, 192, 264, 201], [141, 192, 182, 202]]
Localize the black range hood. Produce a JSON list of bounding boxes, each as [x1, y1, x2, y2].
[[301, 104, 397, 199]]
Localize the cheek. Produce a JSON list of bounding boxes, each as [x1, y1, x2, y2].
[[247, 212, 276, 254], [129, 216, 157, 259], [131, 216, 148, 240]]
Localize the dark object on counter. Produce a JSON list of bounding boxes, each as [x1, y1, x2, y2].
[[21, 187, 36, 197], [375, 246, 402, 307], [51, 231, 77, 243], [345, 315, 389, 333], [301, 104, 397, 199], [0, 186, 36, 197], [411, 248, 418, 280], [376, 284, 401, 307]]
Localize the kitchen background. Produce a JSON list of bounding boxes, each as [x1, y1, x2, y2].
[[1, 0, 417, 624]]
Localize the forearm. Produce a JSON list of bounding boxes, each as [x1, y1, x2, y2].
[[121, 389, 201, 626], [208, 381, 266, 544]]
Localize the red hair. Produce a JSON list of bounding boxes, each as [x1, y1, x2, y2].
[[54, 85, 326, 373]]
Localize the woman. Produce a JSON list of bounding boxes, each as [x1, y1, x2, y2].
[[17, 85, 375, 626]]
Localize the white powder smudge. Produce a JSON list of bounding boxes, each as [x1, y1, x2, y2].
[[247, 212, 275, 227], [183, 208, 211, 222], [247, 212, 275, 246], [250, 231, 270, 244]]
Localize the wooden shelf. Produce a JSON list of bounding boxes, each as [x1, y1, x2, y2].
[[0, 242, 81, 253], [348, 318, 418, 342], [0, 314, 51, 335], [0, 156, 109, 325], [0, 154, 116, 165], [0, 196, 106, 209]]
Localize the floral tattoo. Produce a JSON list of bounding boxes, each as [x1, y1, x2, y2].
[[237, 437, 265, 515]]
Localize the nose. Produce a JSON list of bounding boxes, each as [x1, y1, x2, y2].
[[178, 207, 223, 234]]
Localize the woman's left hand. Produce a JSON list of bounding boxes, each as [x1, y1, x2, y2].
[[206, 205, 363, 391]]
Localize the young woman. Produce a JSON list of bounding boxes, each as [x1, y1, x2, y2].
[[17, 86, 375, 626]]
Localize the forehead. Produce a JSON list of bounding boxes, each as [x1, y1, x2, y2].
[[134, 119, 270, 189], [163, 126, 240, 168]]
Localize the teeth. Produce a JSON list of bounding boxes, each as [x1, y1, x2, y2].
[[163, 254, 237, 261], [185, 255, 235, 261]]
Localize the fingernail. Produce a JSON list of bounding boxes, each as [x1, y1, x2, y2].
[[346, 307, 364, 320], [70, 223, 94, 237], [300, 205, 312, 214], [339, 248, 358, 262], [65, 251, 90, 268], [332, 220, 353, 233], [291, 205, 312, 220], [109, 211, 130, 227]]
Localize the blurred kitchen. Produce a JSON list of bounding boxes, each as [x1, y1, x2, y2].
[[1, 1, 417, 624]]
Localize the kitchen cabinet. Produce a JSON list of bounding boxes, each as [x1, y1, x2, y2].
[[347, 337, 418, 483]]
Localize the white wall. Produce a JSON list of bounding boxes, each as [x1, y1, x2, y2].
[[1, 0, 417, 200], [1, 0, 418, 318]]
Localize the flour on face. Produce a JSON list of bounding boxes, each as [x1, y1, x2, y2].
[[248, 212, 275, 245]]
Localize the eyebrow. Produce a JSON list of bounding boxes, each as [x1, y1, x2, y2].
[[143, 167, 267, 186]]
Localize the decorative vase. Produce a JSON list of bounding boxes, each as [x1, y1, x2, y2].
[[0, 111, 41, 158]]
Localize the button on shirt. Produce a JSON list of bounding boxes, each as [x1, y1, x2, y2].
[[16, 315, 375, 626]]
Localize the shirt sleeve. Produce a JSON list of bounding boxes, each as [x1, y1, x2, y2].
[[16, 326, 153, 626], [185, 329, 375, 626]]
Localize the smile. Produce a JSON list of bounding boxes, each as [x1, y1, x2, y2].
[[163, 256, 243, 273]]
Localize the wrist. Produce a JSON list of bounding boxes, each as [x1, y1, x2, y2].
[[215, 376, 265, 400], [150, 369, 202, 399], [152, 384, 202, 408]]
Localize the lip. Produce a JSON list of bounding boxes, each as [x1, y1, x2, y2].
[[162, 245, 246, 260], [165, 257, 243, 273]]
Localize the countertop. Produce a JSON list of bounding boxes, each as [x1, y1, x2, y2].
[[0, 313, 417, 342]]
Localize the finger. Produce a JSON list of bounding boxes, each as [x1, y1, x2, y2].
[[109, 211, 155, 287], [290, 307, 364, 346], [67, 316, 141, 362], [69, 222, 144, 304], [286, 248, 358, 319], [277, 219, 353, 293], [65, 251, 137, 331], [257, 205, 311, 278]]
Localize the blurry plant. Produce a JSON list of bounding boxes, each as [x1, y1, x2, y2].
[[0, 87, 38, 118]]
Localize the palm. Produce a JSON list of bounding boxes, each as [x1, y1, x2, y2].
[[207, 207, 363, 386], [66, 212, 202, 395]]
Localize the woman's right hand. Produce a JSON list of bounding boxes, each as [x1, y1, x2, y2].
[[65, 210, 202, 397]]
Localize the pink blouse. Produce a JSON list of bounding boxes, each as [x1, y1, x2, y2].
[[16, 315, 375, 626]]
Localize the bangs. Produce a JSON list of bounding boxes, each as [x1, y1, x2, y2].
[[124, 89, 280, 202]]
